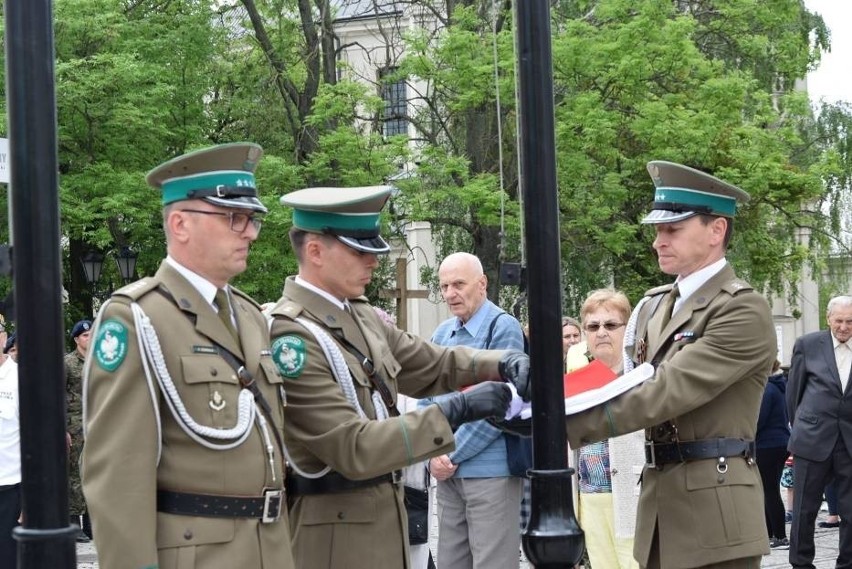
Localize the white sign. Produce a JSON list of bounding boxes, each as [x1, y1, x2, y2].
[[0, 138, 8, 184]]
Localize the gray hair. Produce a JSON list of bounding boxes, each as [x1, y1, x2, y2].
[[827, 295, 852, 317]]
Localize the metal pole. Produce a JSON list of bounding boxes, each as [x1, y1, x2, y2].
[[5, 0, 78, 566], [513, 1, 585, 566]]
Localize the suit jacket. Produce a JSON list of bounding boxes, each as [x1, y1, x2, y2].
[[268, 276, 507, 569], [786, 329, 852, 461], [565, 264, 776, 568], [82, 262, 294, 569]]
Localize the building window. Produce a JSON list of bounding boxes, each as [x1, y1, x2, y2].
[[379, 67, 408, 137]]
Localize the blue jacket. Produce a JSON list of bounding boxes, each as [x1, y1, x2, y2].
[[421, 300, 524, 478], [756, 372, 790, 450]]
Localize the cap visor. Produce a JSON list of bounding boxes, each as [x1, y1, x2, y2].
[[641, 209, 697, 224], [337, 235, 391, 254], [202, 196, 268, 214]]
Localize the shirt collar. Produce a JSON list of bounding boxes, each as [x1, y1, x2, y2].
[[454, 300, 492, 337], [165, 256, 226, 308], [833, 335, 850, 350], [674, 257, 727, 304], [294, 276, 348, 311]]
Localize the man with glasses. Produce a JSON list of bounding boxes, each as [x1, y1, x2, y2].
[[82, 143, 295, 569], [562, 162, 777, 568]]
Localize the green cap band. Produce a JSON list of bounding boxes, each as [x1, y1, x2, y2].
[[161, 171, 257, 205], [653, 187, 737, 217], [293, 209, 381, 235]]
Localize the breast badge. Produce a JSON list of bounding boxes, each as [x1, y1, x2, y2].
[[94, 319, 128, 372], [272, 334, 307, 378], [209, 390, 226, 411]]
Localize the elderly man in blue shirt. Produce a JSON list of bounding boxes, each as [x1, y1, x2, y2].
[[421, 252, 526, 569]]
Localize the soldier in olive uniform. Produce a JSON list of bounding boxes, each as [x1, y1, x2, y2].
[[266, 185, 529, 569], [64, 319, 92, 541], [563, 162, 777, 568], [82, 144, 295, 569]]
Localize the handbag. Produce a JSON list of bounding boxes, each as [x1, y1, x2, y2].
[[505, 433, 533, 477], [403, 485, 430, 545]]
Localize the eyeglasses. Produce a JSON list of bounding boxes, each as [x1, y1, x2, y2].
[[583, 321, 625, 333], [180, 209, 263, 233]]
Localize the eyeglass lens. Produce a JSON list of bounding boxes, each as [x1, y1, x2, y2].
[[584, 321, 624, 332]]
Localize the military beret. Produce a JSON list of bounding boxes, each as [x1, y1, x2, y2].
[[146, 143, 267, 214], [71, 320, 93, 339], [3, 332, 16, 354], [642, 161, 750, 224], [280, 185, 393, 254]]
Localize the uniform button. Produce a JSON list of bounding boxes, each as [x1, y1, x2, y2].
[[433, 437, 444, 445], [183, 529, 193, 540], [210, 368, 218, 376], [337, 512, 345, 520]]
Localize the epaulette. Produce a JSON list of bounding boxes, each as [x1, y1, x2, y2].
[[230, 287, 262, 311], [112, 278, 161, 301], [350, 295, 370, 305], [643, 283, 674, 298], [722, 278, 753, 295], [269, 300, 305, 321]]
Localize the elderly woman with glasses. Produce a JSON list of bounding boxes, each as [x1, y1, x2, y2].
[[574, 289, 644, 569]]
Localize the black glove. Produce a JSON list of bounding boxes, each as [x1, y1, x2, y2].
[[499, 351, 530, 401], [434, 382, 512, 431]]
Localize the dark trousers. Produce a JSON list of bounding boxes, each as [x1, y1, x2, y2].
[[0, 483, 21, 569], [790, 439, 852, 568], [826, 479, 839, 516], [757, 446, 788, 540]]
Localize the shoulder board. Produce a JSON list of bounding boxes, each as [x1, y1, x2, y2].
[[350, 296, 370, 306], [722, 278, 753, 295], [269, 300, 305, 321], [112, 278, 161, 301], [230, 287, 262, 311], [643, 283, 673, 298]]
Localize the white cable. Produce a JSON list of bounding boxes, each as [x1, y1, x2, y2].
[[132, 302, 256, 450]]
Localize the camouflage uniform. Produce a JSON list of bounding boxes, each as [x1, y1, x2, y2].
[[64, 350, 86, 515]]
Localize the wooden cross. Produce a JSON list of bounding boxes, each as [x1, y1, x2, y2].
[[379, 258, 429, 330]]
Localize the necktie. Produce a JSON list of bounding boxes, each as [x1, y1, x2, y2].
[[659, 283, 680, 328], [215, 288, 239, 343]]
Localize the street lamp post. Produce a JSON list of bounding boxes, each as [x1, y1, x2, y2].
[[80, 247, 138, 301]]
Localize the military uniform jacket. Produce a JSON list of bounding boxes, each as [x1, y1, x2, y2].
[[268, 276, 506, 569], [65, 350, 87, 514], [82, 262, 294, 569], [565, 264, 776, 568]]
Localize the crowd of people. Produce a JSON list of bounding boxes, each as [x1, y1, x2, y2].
[[2, 145, 850, 569]]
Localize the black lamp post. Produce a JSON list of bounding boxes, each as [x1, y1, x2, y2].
[[80, 247, 138, 299], [114, 246, 138, 283], [80, 251, 104, 288]]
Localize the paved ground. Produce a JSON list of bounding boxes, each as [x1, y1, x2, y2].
[[74, 508, 843, 568]]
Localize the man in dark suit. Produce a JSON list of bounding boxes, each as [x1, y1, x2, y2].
[[787, 295, 852, 568]]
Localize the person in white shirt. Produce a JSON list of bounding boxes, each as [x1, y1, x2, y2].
[[0, 333, 20, 569]]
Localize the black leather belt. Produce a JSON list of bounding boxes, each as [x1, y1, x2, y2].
[[287, 469, 401, 497], [157, 489, 283, 523], [644, 438, 755, 468]]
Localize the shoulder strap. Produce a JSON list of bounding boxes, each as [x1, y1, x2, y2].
[[330, 330, 401, 417], [484, 311, 507, 349]]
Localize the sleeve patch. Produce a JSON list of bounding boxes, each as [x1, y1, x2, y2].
[[94, 319, 129, 372], [272, 335, 307, 378]]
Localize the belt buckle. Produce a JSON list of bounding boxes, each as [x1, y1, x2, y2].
[[644, 440, 656, 469], [262, 489, 283, 523]]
